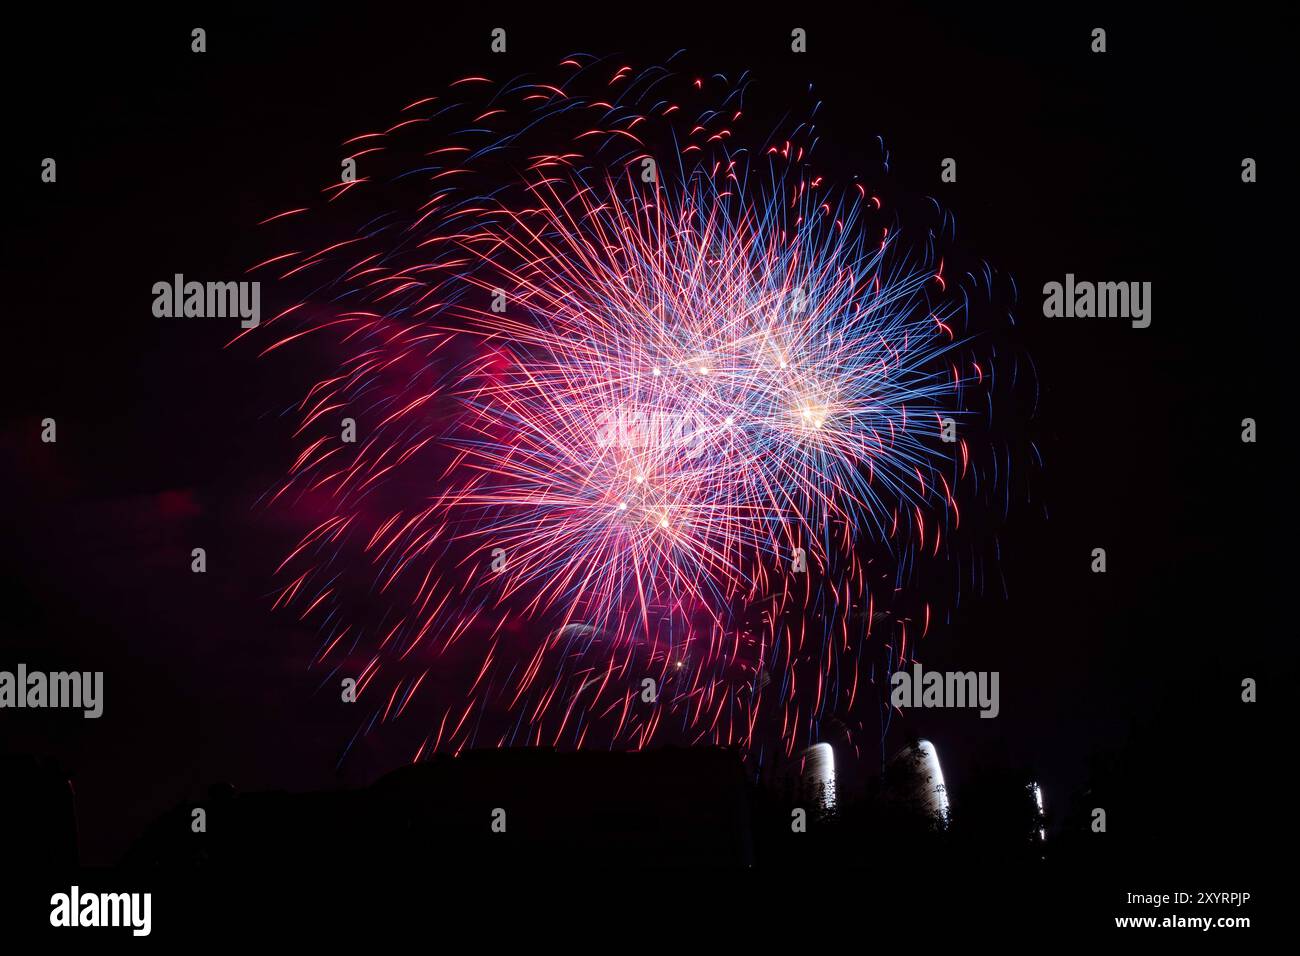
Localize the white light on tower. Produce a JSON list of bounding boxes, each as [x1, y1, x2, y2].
[[801, 742, 837, 812], [1029, 781, 1045, 841], [885, 738, 950, 826]]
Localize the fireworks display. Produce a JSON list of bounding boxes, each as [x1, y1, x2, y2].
[[240, 53, 1021, 767], [9, 9, 1277, 913]]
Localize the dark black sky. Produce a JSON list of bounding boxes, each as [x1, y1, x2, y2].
[[2, 6, 1283, 868]]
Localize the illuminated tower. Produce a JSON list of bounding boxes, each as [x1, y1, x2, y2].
[[799, 742, 837, 813], [883, 738, 950, 827]]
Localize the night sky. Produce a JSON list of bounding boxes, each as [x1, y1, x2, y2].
[[2, 4, 1282, 899]]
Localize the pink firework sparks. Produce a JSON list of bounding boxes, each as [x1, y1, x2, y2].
[[243, 54, 1019, 764]]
